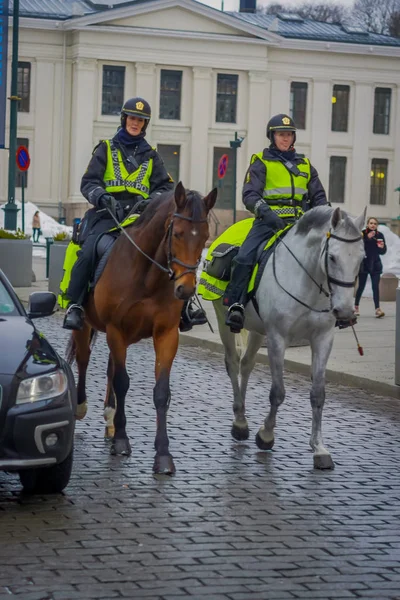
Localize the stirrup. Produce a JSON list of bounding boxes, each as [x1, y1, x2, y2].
[[63, 304, 85, 331], [225, 303, 245, 334]]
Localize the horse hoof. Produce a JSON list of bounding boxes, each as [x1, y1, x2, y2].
[[255, 431, 274, 451], [104, 426, 115, 441], [314, 454, 334, 470], [231, 423, 249, 441], [75, 401, 87, 420], [153, 454, 175, 475], [111, 438, 132, 456]]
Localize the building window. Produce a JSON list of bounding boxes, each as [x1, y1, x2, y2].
[[15, 138, 29, 188], [157, 144, 180, 183], [290, 82, 307, 129], [328, 157, 346, 204], [212, 147, 234, 210], [216, 74, 238, 124], [159, 70, 182, 120], [370, 159, 388, 205], [17, 62, 31, 113], [373, 88, 391, 135], [331, 84, 350, 132], [101, 65, 125, 115]]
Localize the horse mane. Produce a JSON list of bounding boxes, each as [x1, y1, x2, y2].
[[294, 206, 360, 237], [131, 188, 206, 229]]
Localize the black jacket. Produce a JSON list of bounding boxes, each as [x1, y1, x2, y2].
[[242, 148, 328, 214], [360, 228, 387, 275], [81, 133, 174, 208]]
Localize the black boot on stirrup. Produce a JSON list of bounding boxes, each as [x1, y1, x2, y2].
[[225, 303, 245, 334], [63, 304, 85, 331], [179, 299, 208, 332]]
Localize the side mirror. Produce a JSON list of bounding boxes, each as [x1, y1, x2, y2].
[[27, 292, 57, 319]]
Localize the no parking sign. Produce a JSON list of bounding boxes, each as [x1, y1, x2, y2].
[[217, 154, 229, 179], [16, 145, 30, 171]]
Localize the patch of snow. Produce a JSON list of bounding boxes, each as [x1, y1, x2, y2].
[[0, 200, 72, 241]]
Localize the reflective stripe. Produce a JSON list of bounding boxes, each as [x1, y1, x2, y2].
[[103, 140, 153, 198], [268, 206, 304, 217], [264, 187, 308, 198]]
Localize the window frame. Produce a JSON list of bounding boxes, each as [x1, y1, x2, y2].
[[290, 81, 308, 130], [373, 87, 391, 135], [159, 69, 183, 121], [17, 61, 31, 113], [157, 143, 180, 183], [215, 73, 238, 124], [101, 65, 125, 116], [328, 156, 347, 204], [370, 158, 388, 206], [331, 84, 350, 133]]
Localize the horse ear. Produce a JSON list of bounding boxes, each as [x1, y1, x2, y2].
[[354, 207, 367, 232], [203, 188, 218, 212], [331, 207, 342, 230], [174, 181, 186, 210]]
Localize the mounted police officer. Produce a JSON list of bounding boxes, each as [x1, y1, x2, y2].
[[63, 97, 206, 332], [223, 113, 328, 333]]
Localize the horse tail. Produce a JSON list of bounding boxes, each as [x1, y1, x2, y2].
[[90, 329, 98, 351], [235, 328, 249, 359], [65, 334, 76, 365]]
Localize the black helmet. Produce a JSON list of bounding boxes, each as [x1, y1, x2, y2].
[[266, 114, 297, 140], [120, 97, 151, 130]]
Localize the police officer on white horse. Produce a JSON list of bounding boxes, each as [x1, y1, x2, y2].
[[223, 113, 328, 333]]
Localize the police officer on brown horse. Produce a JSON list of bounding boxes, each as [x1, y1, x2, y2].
[[63, 97, 207, 332], [223, 113, 328, 333]]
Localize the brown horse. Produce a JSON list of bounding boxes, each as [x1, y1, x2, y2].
[[67, 182, 217, 474]]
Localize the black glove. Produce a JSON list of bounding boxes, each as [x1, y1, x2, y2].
[[133, 198, 150, 214], [98, 193, 117, 217], [256, 204, 285, 230]]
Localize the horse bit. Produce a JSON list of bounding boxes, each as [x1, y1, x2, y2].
[[272, 230, 363, 314]]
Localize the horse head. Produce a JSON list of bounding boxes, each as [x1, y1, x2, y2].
[[168, 182, 217, 300], [322, 206, 366, 321]]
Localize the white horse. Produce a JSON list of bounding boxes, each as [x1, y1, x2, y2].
[[212, 206, 366, 470]]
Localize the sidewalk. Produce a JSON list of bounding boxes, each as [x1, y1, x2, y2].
[[16, 257, 399, 399]]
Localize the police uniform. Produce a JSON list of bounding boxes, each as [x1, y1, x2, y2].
[[224, 114, 328, 333], [63, 97, 173, 330]]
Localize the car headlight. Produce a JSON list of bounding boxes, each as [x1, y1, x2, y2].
[[16, 370, 68, 404]]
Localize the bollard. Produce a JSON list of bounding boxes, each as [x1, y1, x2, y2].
[[396, 284, 400, 386], [45, 237, 54, 278]]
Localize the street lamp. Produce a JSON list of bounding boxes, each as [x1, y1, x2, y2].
[[229, 132, 245, 224], [3, 0, 20, 231]]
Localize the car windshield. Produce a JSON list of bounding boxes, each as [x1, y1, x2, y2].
[[0, 280, 19, 316]]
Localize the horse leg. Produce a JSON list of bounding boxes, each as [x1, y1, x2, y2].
[[106, 327, 131, 456], [214, 299, 248, 441], [104, 352, 116, 440], [310, 331, 335, 470], [73, 323, 92, 420], [152, 327, 179, 475], [256, 332, 286, 451]]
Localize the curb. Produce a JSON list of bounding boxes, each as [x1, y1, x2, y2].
[[179, 333, 400, 401]]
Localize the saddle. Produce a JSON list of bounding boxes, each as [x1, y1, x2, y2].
[[197, 218, 292, 303]]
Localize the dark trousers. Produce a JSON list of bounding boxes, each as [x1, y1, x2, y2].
[[66, 217, 115, 305], [355, 272, 381, 309], [32, 228, 40, 242], [223, 218, 276, 307]]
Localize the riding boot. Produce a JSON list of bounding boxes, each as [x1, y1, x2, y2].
[[63, 304, 85, 331], [179, 298, 208, 333], [223, 263, 253, 334]]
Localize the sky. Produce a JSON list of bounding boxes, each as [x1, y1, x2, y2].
[[198, 0, 354, 13]]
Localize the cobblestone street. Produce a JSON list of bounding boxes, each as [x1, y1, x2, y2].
[[1, 314, 400, 600]]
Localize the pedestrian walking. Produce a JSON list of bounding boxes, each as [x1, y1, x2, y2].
[[32, 210, 41, 243], [354, 217, 387, 318]]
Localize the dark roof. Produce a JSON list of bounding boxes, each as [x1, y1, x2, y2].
[[231, 12, 400, 47], [9, 0, 141, 20]]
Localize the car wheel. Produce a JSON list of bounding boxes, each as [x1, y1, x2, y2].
[[19, 448, 74, 494]]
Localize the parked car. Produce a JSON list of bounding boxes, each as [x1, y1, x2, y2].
[[0, 269, 76, 493]]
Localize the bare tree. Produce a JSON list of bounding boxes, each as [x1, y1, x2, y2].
[[260, 2, 348, 24], [387, 9, 400, 35], [259, 3, 285, 15], [352, 0, 400, 34]]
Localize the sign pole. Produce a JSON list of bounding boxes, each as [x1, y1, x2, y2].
[[229, 132, 245, 225], [4, 0, 20, 231], [21, 171, 25, 233]]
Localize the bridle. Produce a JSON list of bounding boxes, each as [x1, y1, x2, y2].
[[272, 229, 362, 313], [107, 207, 207, 283]]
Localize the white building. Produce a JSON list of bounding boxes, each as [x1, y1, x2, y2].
[[2, 0, 400, 233]]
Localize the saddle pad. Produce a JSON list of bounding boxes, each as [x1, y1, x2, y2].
[[57, 213, 139, 309], [197, 218, 291, 302]]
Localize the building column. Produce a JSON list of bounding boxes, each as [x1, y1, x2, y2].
[[68, 58, 96, 204], [135, 62, 156, 140], [309, 80, 330, 183], [190, 67, 212, 194], [247, 70, 269, 156], [352, 83, 374, 215], [392, 86, 400, 220], [33, 60, 55, 208]]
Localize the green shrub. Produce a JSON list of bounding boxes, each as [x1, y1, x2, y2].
[[53, 231, 70, 242], [0, 228, 29, 240]]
